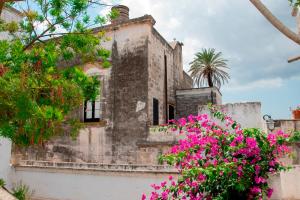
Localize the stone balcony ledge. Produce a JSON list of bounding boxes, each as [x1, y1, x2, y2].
[[14, 160, 177, 174]]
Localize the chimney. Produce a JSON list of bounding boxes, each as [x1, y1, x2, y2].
[[111, 5, 129, 24]]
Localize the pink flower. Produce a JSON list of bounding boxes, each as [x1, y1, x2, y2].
[[141, 194, 147, 200], [246, 137, 257, 148], [151, 184, 160, 190], [255, 165, 261, 175], [161, 191, 169, 200], [161, 181, 167, 188], [250, 186, 261, 194], [269, 160, 276, 167], [198, 174, 206, 182], [255, 176, 266, 184], [178, 118, 187, 126], [168, 176, 173, 181], [267, 188, 274, 198], [267, 134, 276, 146], [230, 141, 236, 147]]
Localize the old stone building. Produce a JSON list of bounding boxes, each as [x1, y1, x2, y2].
[[2, 5, 300, 200], [14, 5, 200, 165]]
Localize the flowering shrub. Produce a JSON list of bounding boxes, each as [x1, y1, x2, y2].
[[142, 105, 300, 200], [295, 105, 300, 110]]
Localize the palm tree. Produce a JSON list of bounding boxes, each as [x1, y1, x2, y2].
[[189, 48, 230, 88]]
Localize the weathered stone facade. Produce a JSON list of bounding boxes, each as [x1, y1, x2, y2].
[[15, 6, 193, 165], [176, 87, 222, 118]]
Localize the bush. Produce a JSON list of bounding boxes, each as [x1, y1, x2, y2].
[[0, 178, 5, 187], [142, 105, 300, 200], [12, 182, 33, 200]]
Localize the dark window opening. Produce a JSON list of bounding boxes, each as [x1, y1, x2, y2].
[[84, 99, 101, 122], [168, 105, 175, 121], [153, 98, 159, 125], [164, 55, 168, 123]]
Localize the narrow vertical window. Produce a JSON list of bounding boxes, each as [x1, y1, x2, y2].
[[164, 55, 168, 123], [153, 98, 159, 125], [168, 105, 175, 121]]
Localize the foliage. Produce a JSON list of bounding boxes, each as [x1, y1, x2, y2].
[[0, 1, 117, 146], [289, 0, 300, 7], [12, 182, 33, 200], [142, 105, 300, 200], [0, 178, 5, 187], [295, 104, 300, 110], [189, 48, 230, 89]]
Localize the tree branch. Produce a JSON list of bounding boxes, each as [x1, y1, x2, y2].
[[250, 0, 300, 45]]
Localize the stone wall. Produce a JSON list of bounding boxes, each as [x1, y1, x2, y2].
[[199, 102, 263, 129], [176, 87, 222, 118], [182, 71, 193, 89], [13, 14, 192, 165]]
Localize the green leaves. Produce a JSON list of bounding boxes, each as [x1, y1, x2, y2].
[[0, 1, 114, 146], [0, 179, 5, 187]]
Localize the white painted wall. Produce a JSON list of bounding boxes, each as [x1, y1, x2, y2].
[[13, 167, 170, 200], [11, 166, 300, 200], [0, 138, 13, 188]]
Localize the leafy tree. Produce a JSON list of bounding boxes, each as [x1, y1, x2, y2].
[[0, 0, 117, 146], [189, 48, 230, 88], [289, 0, 300, 7]]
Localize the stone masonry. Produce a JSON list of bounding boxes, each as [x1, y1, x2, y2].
[[15, 5, 194, 165], [176, 87, 222, 118]]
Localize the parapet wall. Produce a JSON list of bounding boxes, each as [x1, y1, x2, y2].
[[199, 102, 263, 129], [176, 87, 222, 118]]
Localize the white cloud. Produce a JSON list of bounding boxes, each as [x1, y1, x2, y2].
[[110, 0, 300, 85], [223, 78, 284, 92]]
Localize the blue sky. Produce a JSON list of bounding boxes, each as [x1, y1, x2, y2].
[[100, 0, 300, 119]]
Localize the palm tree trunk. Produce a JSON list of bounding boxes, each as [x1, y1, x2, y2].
[[250, 0, 300, 45], [208, 73, 213, 87]]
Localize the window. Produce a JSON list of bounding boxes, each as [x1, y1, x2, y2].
[[153, 98, 159, 125], [168, 105, 175, 121], [83, 70, 103, 123], [84, 96, 101, 122]]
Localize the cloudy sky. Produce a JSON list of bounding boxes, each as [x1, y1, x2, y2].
[[101, 0, 300, 119]]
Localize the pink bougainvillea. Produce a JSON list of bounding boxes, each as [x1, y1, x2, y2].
[[143, 105, 300, 200]]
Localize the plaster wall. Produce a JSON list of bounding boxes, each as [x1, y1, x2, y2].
[[0, 138, 13, 188], [279, 166, 300, 200], [12, 167, 173, 200], [10, 165, 300, 200], [199, 102, 263, 129]]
